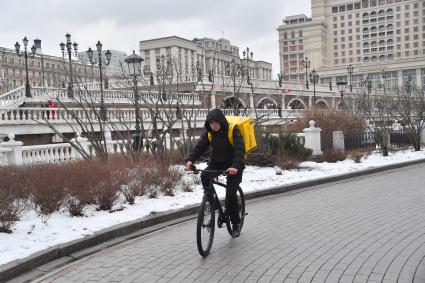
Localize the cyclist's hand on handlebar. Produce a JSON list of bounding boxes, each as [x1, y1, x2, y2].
[[185, 161, 193, 171], [226, 167, 238, 176]]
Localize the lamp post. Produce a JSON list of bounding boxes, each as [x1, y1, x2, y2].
[[230, 59, 242, 114], [60, 33, 78, 98], [336, 80, 347, 103], [347, 64, 354, 93], [405, 73, 413, 96], [309, 69, 319, 105], [87, 41, 111, 121], [278, 71, 284, 87], [242, 47, 253, 85], [196, 60, 203, 82], [143, 65, 154, 86], [15, 36, 36, 97], [303, 57, 311, 89], [364, 74, 372, 101], [125, 50, 144, 151]]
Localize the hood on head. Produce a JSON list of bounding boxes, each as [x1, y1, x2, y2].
[[205, 108, 228, 132]]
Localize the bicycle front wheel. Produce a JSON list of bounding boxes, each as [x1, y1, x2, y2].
[[197, 195, 215, 257], [225, 187, 246, 236], [238, 187, 246, 232]]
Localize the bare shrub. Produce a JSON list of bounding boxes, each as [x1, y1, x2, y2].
[[181, 180, 194, 192], [64, 162, 97, 216], [28, 164, 68, 222], [0, 166, 27, 233], [323, 149, 347, 163], [89, 162, 120, 211], [273, 156, 302, 170]]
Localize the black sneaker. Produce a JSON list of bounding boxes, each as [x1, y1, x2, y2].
[[231, 224, 240, 238]]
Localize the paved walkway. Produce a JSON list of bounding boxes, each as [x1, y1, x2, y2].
[[34, 163, 425, 283]]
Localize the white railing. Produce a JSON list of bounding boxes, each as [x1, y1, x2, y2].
[[0, 107, 294, 124], [0, 86, 26, 107], [0, 146, 13, 164], [22, 143, 74, 165], [28, 87, 202, 105]]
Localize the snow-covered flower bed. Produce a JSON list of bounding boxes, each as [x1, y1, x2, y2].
[[1, 150, 424, 267]]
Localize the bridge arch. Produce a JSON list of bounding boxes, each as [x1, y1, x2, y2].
[[257, 97, 278, 109], [287, 98, 307, 110], [223, 96, 246, 109], [315, 99, 330, 109], [336, 101, 350, 110]]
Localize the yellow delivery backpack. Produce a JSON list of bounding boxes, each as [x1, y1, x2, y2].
[[208, 116, 257, 156]]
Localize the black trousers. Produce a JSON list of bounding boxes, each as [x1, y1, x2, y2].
[[201, 162, 242, 225]]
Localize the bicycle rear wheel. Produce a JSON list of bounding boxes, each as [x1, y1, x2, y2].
[[197, 195, 215, 257]]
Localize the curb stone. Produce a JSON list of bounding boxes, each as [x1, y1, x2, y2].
[[2, 157, 425, 282]]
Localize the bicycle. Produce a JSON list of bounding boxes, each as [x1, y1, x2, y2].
[[191, 165, 246, 257]]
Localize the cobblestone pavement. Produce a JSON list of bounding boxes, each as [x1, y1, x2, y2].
[[35, 163, 425, 283]]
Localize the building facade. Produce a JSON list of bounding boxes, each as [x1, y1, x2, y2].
[[277, 0, 425, 90], [139, 36, 272, 83], [0, 40, 99, 95]]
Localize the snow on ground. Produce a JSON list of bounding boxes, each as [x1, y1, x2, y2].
[[1, 150, 425, 267]]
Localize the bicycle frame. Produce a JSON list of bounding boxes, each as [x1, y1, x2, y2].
[[192, 167, 230, 227]]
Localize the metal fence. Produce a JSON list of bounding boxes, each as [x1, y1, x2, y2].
[[344, 130, 413, 151]]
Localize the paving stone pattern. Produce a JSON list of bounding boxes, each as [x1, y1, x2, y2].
[[35, 164, 425, 283]]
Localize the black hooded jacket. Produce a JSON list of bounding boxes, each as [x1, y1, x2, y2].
[[186, 109, 245, 170]]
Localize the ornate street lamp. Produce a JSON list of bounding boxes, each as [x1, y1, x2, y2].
[[336, 80, 347, 101], [242, 47, 253, 85], [347, 64, 354, 93], [87, 41, 111, 121], [303, 57, 311, 89], [60, 33, 78, 98], [15, 36, 36, 97], [125, 50, 144, 151], [309, 69, 319, 104]]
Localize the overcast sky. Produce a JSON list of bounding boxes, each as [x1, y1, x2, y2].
[[0, 0, 310, 77]]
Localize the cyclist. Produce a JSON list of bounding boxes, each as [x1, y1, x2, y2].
[[185, 108, 245, 238]]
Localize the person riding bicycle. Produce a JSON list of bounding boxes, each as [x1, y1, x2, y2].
[[185, 108, 245, 238]]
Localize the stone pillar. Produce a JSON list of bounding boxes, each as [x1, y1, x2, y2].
[[421, 128, 425, 145], [333, 131, 345, 150], [2, 133, 23, 165], [308, 96, 312, 109], [249, 93, 254, 109], [71, 132, 89, 160], [165, 133, 171, 150], [303, 120, 323, 156], [397, 70, 403, 87], [416, 68, 422, 89], [104, 128, 114, 153], [281, 94, 286, 109], [210, 92, 216, 108]]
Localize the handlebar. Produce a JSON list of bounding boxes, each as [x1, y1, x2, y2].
[[190, 165, 227, 176]]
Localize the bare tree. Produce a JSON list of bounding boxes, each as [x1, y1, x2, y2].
[[392, 86, 425, 151], [356, 86, 395, 156]]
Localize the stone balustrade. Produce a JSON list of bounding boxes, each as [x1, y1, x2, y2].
[[0, 107, 298, 124], [0, 86, 26, 107], [0, 119, 322, 167], [0, 86, 201, 108]]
